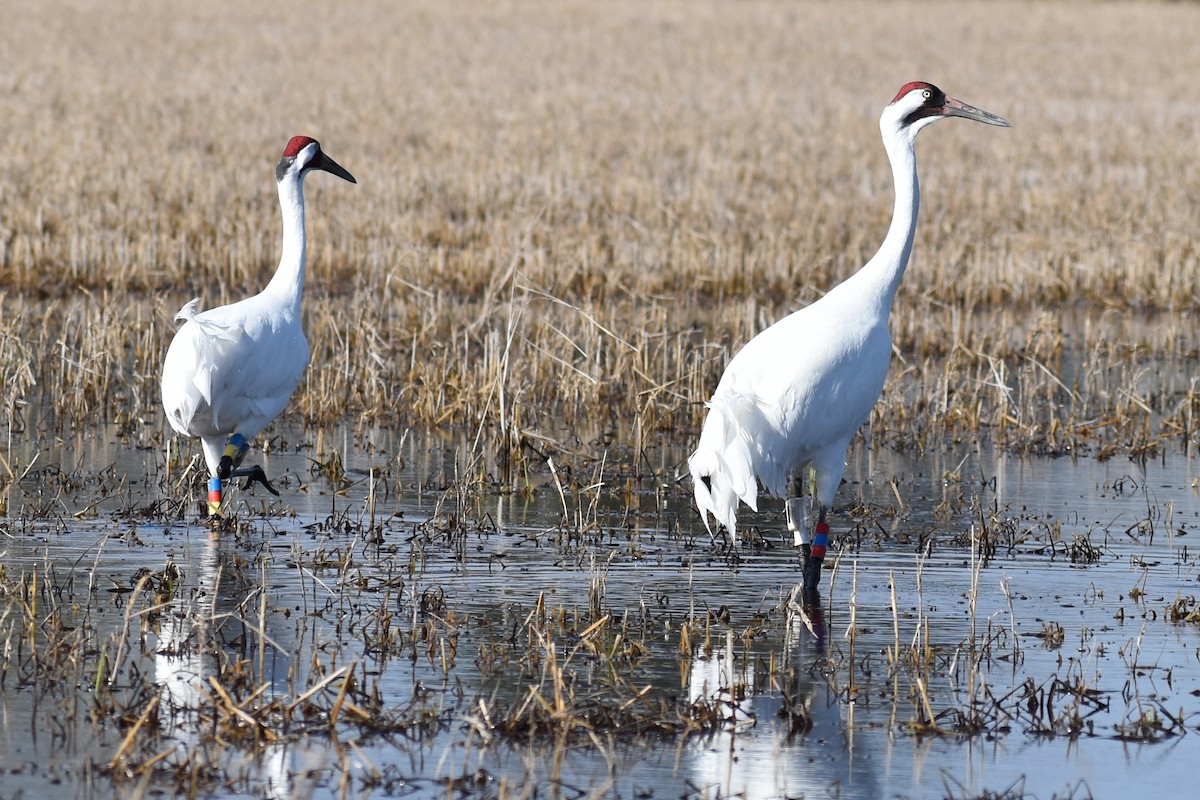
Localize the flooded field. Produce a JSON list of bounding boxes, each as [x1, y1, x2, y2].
[[3, 424, 1200, 799], [5, 1, 1200, 798]]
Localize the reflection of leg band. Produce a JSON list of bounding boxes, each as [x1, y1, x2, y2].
[[786, 498, 808, 548], [811, 521, 829, 560], [223, 433, 249, 469], [206, 478, 223, 516]]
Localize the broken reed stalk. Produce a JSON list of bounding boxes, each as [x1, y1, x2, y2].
[[847, 562, 858, 698], [547, 457, 570, 525], [109, 694, 160, 770], [257, 560, 268, 688], [889, 569, 900, 673], [108, 573, 151, 687], [208, 676, 278, 741], [967, 523, 984, 697], [286, 665, 351, 717], [329, 661, 356, 729]]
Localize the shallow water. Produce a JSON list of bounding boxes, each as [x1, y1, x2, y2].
[[3, 424, 1200, 798]]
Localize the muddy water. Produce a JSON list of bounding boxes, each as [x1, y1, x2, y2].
[[2, 424, 1200, 798]]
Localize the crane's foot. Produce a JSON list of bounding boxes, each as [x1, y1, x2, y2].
[[232, 464, 280, 496], [204, 432, 277, 524], [206, 512, 234, 533]]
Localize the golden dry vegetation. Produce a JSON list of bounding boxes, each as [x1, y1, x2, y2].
[[2, 0, 1200, 471]]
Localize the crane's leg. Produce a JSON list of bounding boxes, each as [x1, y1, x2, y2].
[[804, 507, 829, 608], [216, 433, 250, 483], [206, 476, 224, 518], [786, 475, 827, 608], [207, 434, 279, 519], [786, 477, 814, 607], [785, 475, 809, 549]]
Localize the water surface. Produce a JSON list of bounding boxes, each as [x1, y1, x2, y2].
[[2, 425, 1199, 798]]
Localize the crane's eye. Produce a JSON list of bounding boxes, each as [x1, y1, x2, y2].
[[922, 89, 932, 100]]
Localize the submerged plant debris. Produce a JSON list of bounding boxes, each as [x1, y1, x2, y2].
[[3, 427, 1200, 798]]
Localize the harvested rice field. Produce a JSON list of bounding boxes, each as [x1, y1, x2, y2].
[[3, 0, 1200, 798]]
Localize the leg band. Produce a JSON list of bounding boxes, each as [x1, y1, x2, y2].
[[811, 521, 829, 560], [786, 498, 809, 547], [206, 477, 223, 517], [223, 433, 249, 469]]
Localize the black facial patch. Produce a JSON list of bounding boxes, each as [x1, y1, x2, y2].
[[900, 85, 947, 127]]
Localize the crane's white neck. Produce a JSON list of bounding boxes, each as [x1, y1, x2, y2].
[[850, 125, 920, 315], [263, 171, 307, 310]]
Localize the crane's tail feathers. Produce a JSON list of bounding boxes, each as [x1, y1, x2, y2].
[[174, 297, 202, 323], [174, 298, 240, 343], [169, 300, 240, 427]]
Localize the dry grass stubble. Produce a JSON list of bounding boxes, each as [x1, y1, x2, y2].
[[1, 1, 1199, 479]]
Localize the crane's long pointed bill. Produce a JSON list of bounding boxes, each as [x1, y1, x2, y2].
[[317, 153, 357, 184], [943, 96, 1011, 127]]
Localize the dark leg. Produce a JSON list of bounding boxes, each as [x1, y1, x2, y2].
[[786, 474, 827, 609], [207, 434, 279, 519], [801, 507, 829, 609], [219, 433, 279, 494], [216, 433, 249, 481]]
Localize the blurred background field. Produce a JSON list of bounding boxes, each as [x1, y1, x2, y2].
[[2, 0, 1199, 470]]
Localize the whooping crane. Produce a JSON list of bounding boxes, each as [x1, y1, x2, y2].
[[689, 83, 1009, 607], [161, 136, 356, 518]]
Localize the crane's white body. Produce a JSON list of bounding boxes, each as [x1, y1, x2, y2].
[[690, 84, 1007, 540], [161, 291, 309, 477], [162, 138, 352, 481]]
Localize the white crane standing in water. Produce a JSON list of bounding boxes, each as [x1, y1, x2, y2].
[[161, 136, 356, 518], [689, 82, 1009, 607]]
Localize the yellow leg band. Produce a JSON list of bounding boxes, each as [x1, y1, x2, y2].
[[222, 433, 249, 468]]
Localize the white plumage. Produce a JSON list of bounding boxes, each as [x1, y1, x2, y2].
[[162, 136, 355, 509], [690, 288, 889, 535], [163, 292, 311, 474], [690, 83, 1009, 561]]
